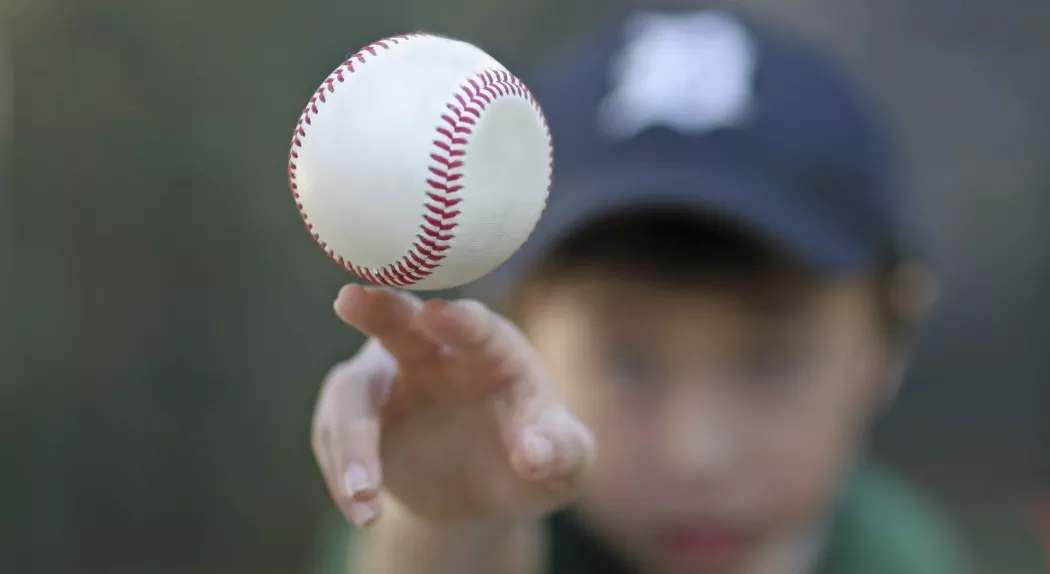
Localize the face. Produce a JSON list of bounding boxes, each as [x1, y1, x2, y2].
[[522, 273, 895, 574]]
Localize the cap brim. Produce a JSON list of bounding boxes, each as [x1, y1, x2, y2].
[[501, 162, 884, 282]]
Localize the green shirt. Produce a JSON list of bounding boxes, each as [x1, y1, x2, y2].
[[310, 462, 976, 574]]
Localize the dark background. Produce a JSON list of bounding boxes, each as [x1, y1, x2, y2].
[[2, 0, 1047, 573]]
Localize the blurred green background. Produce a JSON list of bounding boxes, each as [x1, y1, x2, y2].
[[1, 0, 1047, 573]]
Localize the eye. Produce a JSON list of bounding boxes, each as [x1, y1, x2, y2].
[[739, 345, 808, 385], [604, 348, 661, 387]]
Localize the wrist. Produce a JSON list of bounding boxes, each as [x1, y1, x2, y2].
[[356, 495, 541, 574]]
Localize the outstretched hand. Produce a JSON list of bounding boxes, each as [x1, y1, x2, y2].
[[312, 284, 596, 527]]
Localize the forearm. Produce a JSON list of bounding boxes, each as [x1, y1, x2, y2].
[[351, 497, 544, 574]]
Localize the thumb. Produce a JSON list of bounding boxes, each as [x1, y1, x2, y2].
[[509, 406, 596, 487], [313, 341, 395, 527]]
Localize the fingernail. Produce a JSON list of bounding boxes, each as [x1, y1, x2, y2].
[[523, 429, 554, 477], [350, 503, 377, 527], [343, 462, 372, 497]]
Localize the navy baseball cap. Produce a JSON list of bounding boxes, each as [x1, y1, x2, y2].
[[472, 9, 915, 298]]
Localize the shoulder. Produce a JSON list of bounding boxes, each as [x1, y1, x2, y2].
[[818, 461, 974, 574]]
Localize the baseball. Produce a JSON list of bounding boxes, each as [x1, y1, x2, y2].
[[288, 33, 553, 291]]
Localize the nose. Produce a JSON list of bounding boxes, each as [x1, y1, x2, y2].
[[652, 382, 737, 485]]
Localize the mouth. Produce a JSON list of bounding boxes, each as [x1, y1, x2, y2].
[[652, 522, 751, 566]]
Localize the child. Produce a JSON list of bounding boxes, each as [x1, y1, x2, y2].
[[308, 8, 971, 574]]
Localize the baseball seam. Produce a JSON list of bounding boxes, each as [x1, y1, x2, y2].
[[288, 35, 553, 289]]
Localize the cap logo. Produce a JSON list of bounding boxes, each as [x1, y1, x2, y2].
[[597, 10, 758, 140]]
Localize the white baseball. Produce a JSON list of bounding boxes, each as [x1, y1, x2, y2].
[[288, 33, 553, 291]]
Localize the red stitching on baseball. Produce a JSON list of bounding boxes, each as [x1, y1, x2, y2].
[[288, 36, 553, 288]]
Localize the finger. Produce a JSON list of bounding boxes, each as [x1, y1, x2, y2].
[[313, 427, 377, 526], [324, 359, 387, 497], [336, 420, 381, 502], [314, 358, 390, 526], [334, 284, 438, 364], [319, 433, 380, 529], [317, 434, 367, 509], [312, 426, 340, 497], [509, 407, 596, 486], [348, 501, 380, 528], [332, 477, 381, 528], [416, 299, 531, 385]]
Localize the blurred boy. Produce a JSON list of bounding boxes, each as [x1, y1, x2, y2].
[[308, 8, 970, 574]]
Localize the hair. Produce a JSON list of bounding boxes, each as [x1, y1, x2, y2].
[[508, 209, 912, 343]]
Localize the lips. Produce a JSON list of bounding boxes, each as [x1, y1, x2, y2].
[[653, 522, 750, 565]]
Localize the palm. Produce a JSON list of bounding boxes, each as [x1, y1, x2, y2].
[[380, 386, 536, 520]]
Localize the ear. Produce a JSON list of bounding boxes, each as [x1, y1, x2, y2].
[[878, 261, 939, 409]]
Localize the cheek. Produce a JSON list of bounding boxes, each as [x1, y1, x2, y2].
[[752, 356, 877, 524], [548, 364, 663, 519], [560, 371, 652, 486], [757, 422, 856, 526], [530, 313, 654, 496], [572, 391, 661, 533]]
